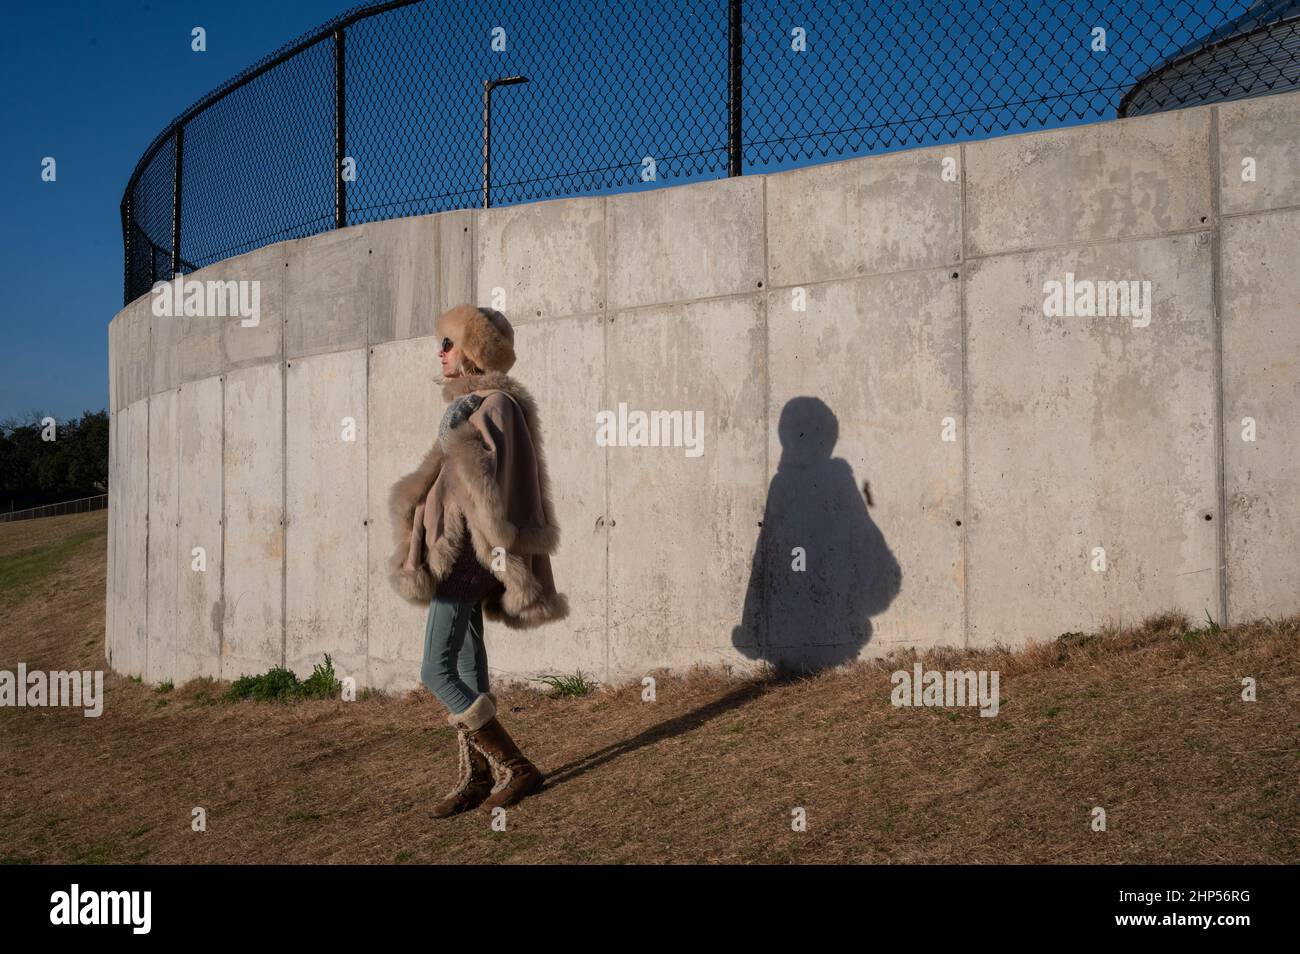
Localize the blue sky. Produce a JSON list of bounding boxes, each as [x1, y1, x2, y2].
[[0, 0, 1247, 422], [0, 0, 359, 422]]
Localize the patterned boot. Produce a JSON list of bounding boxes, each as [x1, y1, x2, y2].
[[432, 692, 497, 818], [447, 692, 545, 811]]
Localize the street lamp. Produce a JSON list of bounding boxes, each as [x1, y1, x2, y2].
[[482, 75, 530, 208]]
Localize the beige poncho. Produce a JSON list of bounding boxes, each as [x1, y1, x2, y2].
[[387, 370, 568, 630]]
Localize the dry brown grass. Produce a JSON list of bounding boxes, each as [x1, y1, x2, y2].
[[0, 510, 105, 558], [0, 511, 1296, 864]]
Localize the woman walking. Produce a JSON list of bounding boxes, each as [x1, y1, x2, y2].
[[387, 304, 568, 817]]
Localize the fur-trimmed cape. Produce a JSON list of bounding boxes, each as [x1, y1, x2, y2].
[[387, 370, 569, 629]]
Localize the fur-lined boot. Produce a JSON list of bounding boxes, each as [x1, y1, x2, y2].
[[432, 692, 498, 818], [446, 692, 545, 811]]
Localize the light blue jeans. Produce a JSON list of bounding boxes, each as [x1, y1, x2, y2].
[[419, 593, 490, 715]]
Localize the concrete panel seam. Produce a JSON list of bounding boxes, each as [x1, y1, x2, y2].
[[144, 396, 150, 681], [761, 255, 992, 293], [1220, 200, 1300, 220], [1209, 105, 1229, 628], [277, 339, 375, 367], [761, 174, 771, 657], [281, 263, 289, 670], [431, 224, 442, 320], [759, 172, 770, 293], [219, 373, 227, 672], [173, 389, 181, 684], [146, 310, 155, 679], [959, 141, 971, 651], [601, 286, 779, 321], [602, 186, 611, 685], [364, 344, 372, 690], [961, 225, 1216, 266]]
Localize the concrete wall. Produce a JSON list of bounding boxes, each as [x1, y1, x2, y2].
[[106, 89, 1300, 689]]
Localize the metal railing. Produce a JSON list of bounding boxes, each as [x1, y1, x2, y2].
[[120, 0, 1300, 306], [0, 495, 108, 524]]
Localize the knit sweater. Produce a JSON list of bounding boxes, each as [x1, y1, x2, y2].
[[438, 392, 485, 450]]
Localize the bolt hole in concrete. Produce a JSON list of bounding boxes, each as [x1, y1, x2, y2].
[[1205, 513, 1214, 521], [951, 272, 959, 279], [956, 520, 962, 526]]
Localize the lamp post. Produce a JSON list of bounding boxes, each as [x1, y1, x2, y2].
[[482, 75, 529, 209]]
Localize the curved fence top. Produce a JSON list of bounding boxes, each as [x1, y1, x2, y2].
[[120, 0, 1300, 306]]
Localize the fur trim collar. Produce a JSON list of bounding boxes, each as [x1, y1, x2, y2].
[[440, 369, 525, 404]]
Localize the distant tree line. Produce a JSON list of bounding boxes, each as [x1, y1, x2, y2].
[[0, 410, 109, 513]]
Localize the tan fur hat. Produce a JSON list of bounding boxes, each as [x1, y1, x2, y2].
[[434, 304, 516, 373]]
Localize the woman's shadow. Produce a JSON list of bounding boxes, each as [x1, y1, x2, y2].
[[732, 396, 901, 676], [542, 397, 902, 792]]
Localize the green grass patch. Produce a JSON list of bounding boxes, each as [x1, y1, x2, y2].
[[181, 677, 219, 709], [1181, 610, 1223, 642], [536, 669, 598, 698], [0, 527, 106, 609], [68, 841, 120, 864], [225, 654, 343, 703]]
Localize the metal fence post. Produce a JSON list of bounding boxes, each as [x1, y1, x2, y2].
[[482, 80, 493, 209], [121, 194, 134, 306], [727, 0, 743, 177], [334, 27, 347, 228], [170, 125, 184, 278]]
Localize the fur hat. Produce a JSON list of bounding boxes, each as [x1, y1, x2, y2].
[[434, 304, 516, 373]]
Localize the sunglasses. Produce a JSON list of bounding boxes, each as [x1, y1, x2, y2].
[[438, 337, 454, 355]]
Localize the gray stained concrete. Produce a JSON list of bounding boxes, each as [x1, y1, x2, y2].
[[106, 89, 1300, 689]]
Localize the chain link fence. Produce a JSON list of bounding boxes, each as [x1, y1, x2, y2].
[[121, 0, 1300, 305], [0, 495, 108, 524]]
